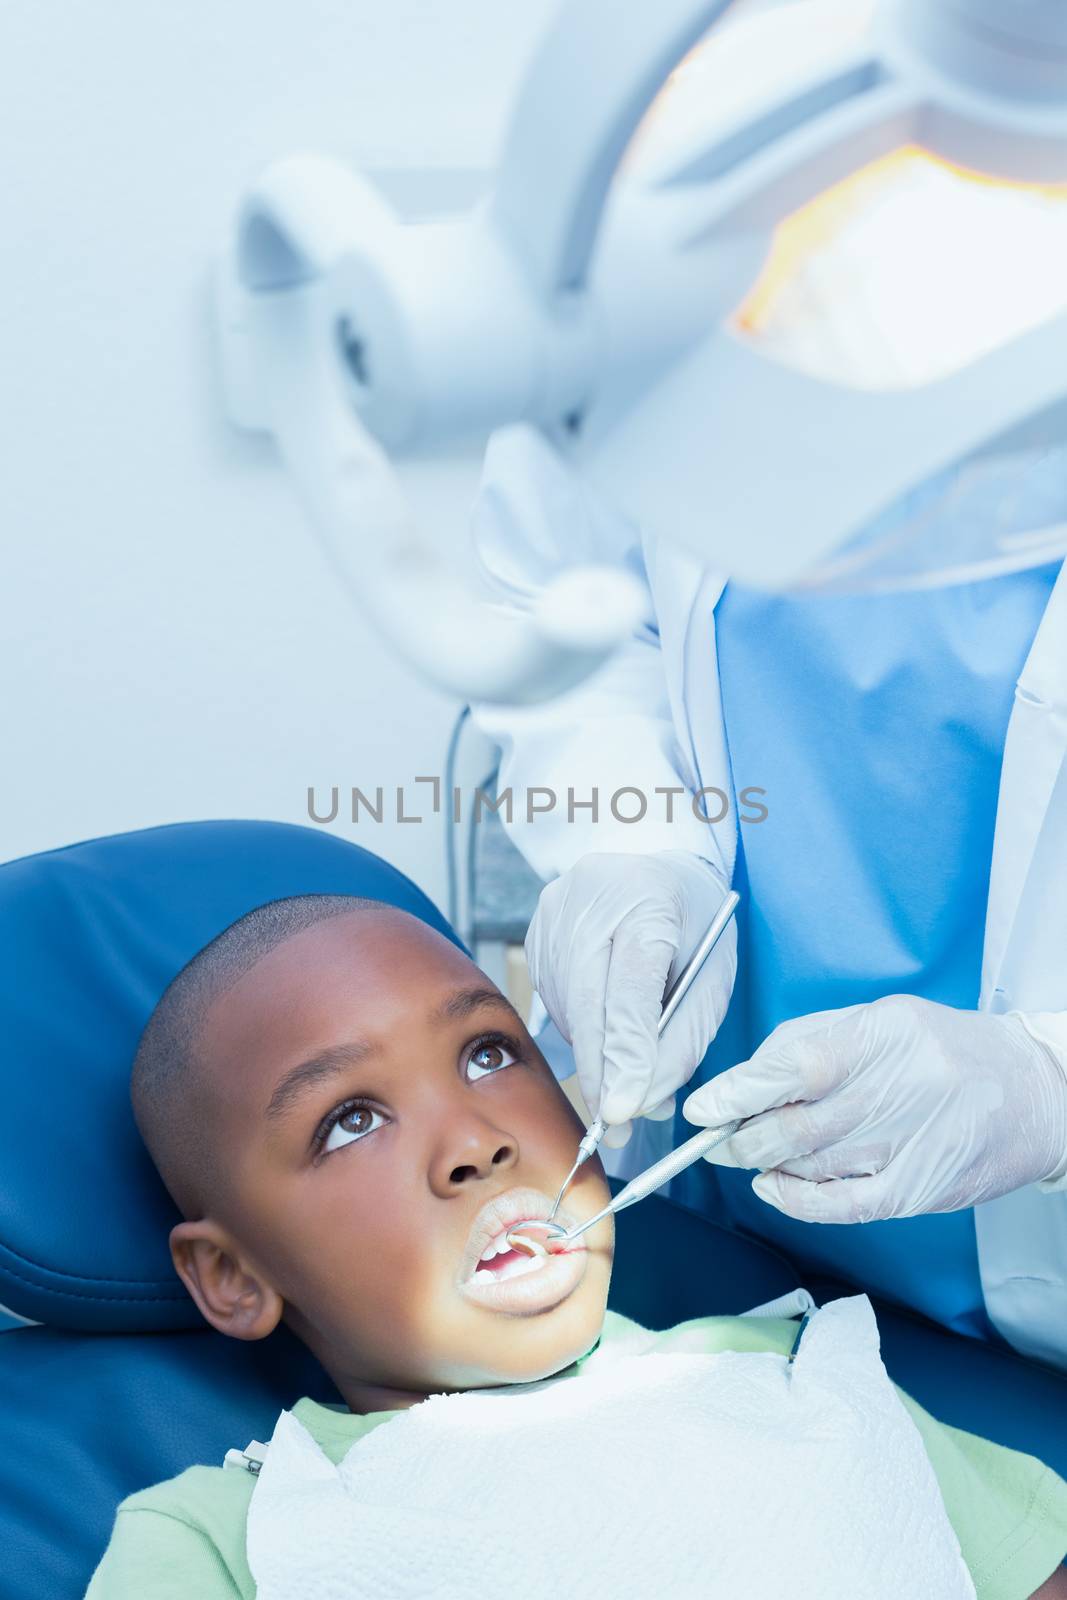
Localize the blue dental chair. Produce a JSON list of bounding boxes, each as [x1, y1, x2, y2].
[[2, 820, 1066, 1600]]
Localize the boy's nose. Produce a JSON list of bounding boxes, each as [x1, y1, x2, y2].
[[431, 1121, 519, 1195]]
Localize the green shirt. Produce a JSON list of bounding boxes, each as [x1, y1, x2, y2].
[[85, 1310, 1067, 1600]]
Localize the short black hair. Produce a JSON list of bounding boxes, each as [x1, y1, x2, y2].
[[131, 893, 389, 1217]]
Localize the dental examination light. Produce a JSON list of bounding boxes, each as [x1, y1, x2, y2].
[[218, 0, 1067, 701]]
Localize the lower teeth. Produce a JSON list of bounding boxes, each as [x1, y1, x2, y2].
[[473, 1254, 546, 1284]]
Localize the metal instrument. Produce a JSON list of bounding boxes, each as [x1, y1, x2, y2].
[[515, 888, 740, 1245]]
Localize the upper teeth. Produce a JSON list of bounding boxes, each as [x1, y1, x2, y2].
[[479, 1233, 515, 1264]]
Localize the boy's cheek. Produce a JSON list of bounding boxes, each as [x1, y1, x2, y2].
[[260, 1216, 431, 1352]]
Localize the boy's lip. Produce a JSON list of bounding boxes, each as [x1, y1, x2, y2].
[[457, 1185, 583, 1286], [458, 1242, 588, 1316]]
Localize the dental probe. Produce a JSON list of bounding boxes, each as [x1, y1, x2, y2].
[[526, 889, 740, 1235], [545, 1116, 608, 1226]]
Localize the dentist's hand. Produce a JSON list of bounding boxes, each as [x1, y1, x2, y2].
[[682, 995, 1067, 1221], [527, 850, 737, 1148]]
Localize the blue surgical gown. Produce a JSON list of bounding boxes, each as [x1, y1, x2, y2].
[[674, 563, 1061, 1340]]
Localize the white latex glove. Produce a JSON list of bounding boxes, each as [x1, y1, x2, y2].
[[527, 850, 737, 1148], [682, 995, 1067, 1222]]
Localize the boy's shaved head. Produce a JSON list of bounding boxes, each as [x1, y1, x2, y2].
[[131, 894, 387, 1217]]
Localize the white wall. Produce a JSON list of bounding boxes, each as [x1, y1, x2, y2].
[[0, 0, 562, 906]]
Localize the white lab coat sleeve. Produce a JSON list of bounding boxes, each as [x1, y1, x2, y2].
[[468, 426, 722, 883]]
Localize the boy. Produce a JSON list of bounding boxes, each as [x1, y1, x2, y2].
[[87, 894, 1067, 1597]]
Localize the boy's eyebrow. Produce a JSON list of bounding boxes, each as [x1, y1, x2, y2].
[[265, 1041, 379, 1125], [429, 986, 523, 1026], [264, 987, 524, 1124]]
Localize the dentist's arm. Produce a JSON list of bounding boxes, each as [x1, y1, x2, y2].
[[470, 427, 737, 1143], [683, 996, 1067, 1221]]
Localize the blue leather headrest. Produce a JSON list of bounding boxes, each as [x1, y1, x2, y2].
[[0, 820, 464, 1332]]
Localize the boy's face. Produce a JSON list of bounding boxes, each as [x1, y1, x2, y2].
[[174, 908, 613, 1408]]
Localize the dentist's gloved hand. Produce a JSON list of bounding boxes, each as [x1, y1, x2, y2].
[[682, 995, 1067, 1221], [527, 850, 737, 1148]]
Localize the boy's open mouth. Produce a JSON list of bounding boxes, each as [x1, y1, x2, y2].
[[458, 1186, 588, 1313], [471, 1230, 551, 1285]]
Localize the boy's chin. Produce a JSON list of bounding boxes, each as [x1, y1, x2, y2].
[[481, 1310, 608, 1389]]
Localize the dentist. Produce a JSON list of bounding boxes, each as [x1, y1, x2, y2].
[[469, 417, 1067, 1372]]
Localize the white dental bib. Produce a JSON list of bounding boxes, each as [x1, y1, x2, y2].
[[246, 1296, 975, 1600]]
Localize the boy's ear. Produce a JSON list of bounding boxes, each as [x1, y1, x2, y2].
[[170, 1219, 283, 1341]]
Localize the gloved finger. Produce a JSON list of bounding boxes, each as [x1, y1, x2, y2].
[[641, 1094, 676, 1122], [561, 943, 612, 1129], [776, 1142, 890, 1181], [601, 1119, 633, 1150], [682, 1015, 857, 1130], [751, 1168, 895, 1224], [523, 881, 593, 1044], [705, 1094, 863, 1171], [599, 928, 677, 1126]]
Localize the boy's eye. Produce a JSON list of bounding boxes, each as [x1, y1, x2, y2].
[[466, 1036, 520, 1082], [316, 1034, 523, 1153], [323, 1103, 385, 1154]]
